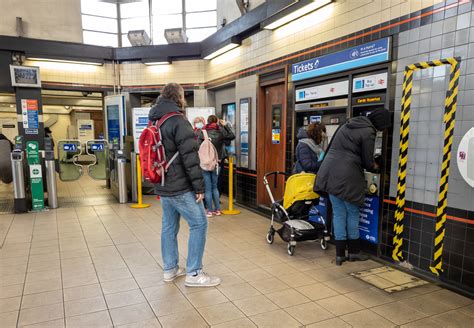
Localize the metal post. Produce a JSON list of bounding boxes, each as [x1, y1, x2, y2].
[[11, 150, 27, 213], [116, 150, 128, 204], [45, 158, 58, 209], [131, 152, 138, 203], [131, 154, 150, 209], [222, 156, 240, 215]]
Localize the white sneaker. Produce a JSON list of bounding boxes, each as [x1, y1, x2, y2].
[[163, 266, 185, 282], [184, 270, 221, 287]]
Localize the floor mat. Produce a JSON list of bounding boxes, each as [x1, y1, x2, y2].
[[0, 198, 14, 214], [350, 266, 429, 293]]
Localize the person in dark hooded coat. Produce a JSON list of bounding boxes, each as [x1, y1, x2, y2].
[[293, 122, 326, 174], [315, 108, 391, 265]]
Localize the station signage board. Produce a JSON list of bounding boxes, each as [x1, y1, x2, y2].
[[353, 72, 388, 93], [295, 80, 349, 102], [295, 98, 348, 112], [292, 38, 390, 81], [352, 94, 386, 106]]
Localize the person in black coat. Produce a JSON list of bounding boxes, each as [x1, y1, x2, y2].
[[148, 83, 220, 287], [293, 122, 326, 174], [315, 109, 391, 265]]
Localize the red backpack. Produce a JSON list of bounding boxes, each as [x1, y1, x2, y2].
[[138, 112, 182, 186]]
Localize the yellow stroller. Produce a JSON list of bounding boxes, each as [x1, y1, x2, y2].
[[263, 172, 330, 255]]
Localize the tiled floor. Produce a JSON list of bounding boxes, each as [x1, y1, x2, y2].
[[0, 197, 473, 327]]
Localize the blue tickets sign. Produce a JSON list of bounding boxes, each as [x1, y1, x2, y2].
[[292, 38, 390, 81], [63, 144, 77, 152], [91, 143, 104, 151], [359, 196, 380, 244]]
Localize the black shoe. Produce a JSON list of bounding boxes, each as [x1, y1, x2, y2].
[[336, 256, 347, 266], [347, 239, 369, 262], [335, 240, 347, 266]]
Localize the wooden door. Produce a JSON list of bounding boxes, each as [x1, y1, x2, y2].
[[258, 83, 286, 207], [90, 112, 104, 139]]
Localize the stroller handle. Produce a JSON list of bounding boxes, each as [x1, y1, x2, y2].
[[263, 171, 289, 179], [263, 171, 290, 190]]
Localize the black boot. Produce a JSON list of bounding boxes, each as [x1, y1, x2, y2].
[[347, 239, 369, 261], [335, 240, 347, 266]]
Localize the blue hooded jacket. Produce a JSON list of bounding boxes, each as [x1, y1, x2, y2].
[[293, 127, 324, 174]]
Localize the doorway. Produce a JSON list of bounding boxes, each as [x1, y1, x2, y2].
[[257, 82, 287, 208]]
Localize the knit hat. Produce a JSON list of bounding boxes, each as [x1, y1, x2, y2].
[[368, 109, 391, 131]]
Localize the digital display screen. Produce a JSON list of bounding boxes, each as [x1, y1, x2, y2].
[[10, 65, 41, 88], [107, 105, 120, 145]]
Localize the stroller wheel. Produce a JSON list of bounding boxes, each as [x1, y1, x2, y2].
[[287, 244, 295, 256], [320, 239, 328, 250], [266, 231, 274, 244]]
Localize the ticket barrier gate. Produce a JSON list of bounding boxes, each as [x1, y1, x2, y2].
[[86, 140, 109, 180], [57, 140, 110, 182], [109, 146, 127, 204], [58, 140, 83, 181]]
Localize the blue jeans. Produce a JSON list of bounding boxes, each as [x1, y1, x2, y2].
[[203, 170, 220, 211], [160, 191, 208, 274], [329, 194, 360, 241]]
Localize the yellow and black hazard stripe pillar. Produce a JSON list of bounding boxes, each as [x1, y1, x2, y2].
[[430, 57, 461, 276], [392, 58, 461, 275], [392, 67, 414, 262]]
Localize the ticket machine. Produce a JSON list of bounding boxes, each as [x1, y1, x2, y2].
[[350, 71, 389, 249]]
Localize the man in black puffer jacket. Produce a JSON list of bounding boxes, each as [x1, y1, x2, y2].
[[315, 109, 391, 266], [148, 83, 220, 287]]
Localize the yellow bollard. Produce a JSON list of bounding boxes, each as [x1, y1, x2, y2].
[[222, 156, 240, 215], [131, 154, 150, 209]]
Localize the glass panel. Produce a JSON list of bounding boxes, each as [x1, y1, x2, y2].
[[272, 105, 282, 129], [152, 0, 182, 15], [185, 0, 216, 12], [83, 31, 118, 47], [82, 15, 118, 33], [121, 17, 150, 34], [120, 0, 149, 18], [121, 34, 132, 47], [58, 141, 83, 182], [152, 14, 183, 44], [185, 11, 216, 28], [81, 0, 117, 18], [186, 27, 216, 42], [86, 140, 109, 180]]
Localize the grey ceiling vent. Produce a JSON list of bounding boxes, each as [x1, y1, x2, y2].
[[164, 28, 188, 44], [127, 30, 151, 46]]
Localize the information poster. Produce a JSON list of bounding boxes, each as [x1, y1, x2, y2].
[[77, 119, 95, 143], [186, 107, 215, 126], [132, 107, 151, 153], [239, 98, 250, 168], [21, 99, 39, 135], [359, 196, 379, 244], [272, 129, 280, 144]]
